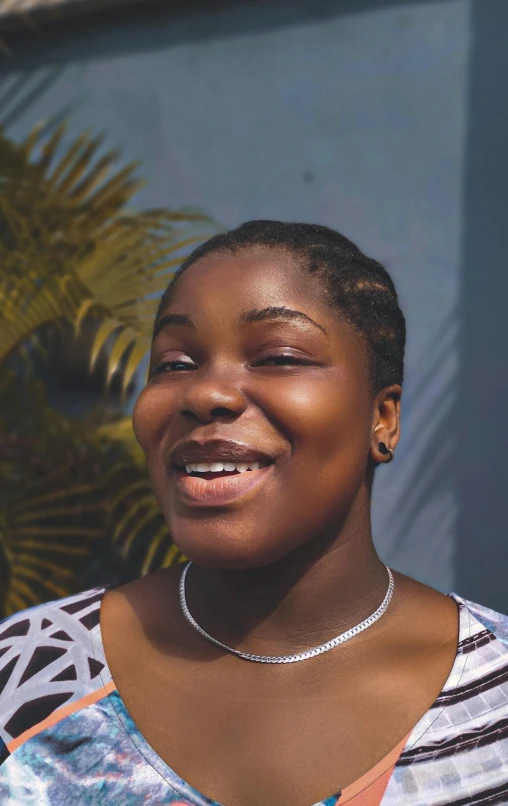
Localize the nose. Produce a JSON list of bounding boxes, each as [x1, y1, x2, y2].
[[179, 364, 247, 423]]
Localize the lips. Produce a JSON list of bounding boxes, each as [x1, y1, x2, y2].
[[171, 438, 274, 468], [174, 464, 274, 507], [170, 438, 276, 508]]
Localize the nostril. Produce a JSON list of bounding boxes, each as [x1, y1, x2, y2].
[[210, 406, 237, 417]]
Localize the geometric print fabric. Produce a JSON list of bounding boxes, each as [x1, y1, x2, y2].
[[0, 587, 508, 804], [0, 590, 110, 750]]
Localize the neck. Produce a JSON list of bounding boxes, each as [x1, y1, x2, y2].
[[186, 497, 389, 656]]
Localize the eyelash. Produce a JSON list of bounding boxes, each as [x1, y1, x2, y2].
[[150, 354, 309, 376]]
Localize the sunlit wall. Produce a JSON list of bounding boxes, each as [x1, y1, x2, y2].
[[3, 0, 507, 608]]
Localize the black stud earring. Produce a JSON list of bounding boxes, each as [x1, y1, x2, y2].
[[378, 442, 394, 462]]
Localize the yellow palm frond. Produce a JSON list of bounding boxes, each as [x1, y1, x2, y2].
[[0, 119, 215, 614], [0, 121, 218, 389], [0, 373, 173, 617], [96, 416, 145, 467]]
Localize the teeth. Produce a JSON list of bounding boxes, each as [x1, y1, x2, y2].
[[185, 461, 262, 474]]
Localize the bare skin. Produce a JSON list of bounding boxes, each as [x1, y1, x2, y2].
[[101, 246, 459, 806]]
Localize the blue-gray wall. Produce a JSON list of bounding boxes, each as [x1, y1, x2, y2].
[[3, 0, 507, 608]]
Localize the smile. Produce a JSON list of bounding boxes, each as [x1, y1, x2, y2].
[[174, 463, 274, 507]]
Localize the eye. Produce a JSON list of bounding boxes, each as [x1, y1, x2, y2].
[[255, 353, 310, 366], [149, 359, 196, 377]]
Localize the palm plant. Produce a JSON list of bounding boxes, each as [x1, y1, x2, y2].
[[0, 120, 217, 617]]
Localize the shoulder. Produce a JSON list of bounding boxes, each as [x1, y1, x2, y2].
[[454, 594, 508, 646], [452, 592, 508, 647], [443, 593, 508, 718], [0, 588, 111, 750], [387, 595, 508, 803]]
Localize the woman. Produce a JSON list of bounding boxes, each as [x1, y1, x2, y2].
[[1, 220, 507, 806]]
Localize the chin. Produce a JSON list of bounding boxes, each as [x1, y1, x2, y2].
[[168, 522, 293, 571]]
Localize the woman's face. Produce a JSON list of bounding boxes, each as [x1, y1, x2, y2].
[[133, 246, 380, 569]]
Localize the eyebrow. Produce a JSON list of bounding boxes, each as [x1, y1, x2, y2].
[[240, 306, 327, 334], [152, 306, 327, 341], [152, 313, 194, 341]]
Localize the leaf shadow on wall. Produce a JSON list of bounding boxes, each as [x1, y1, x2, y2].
[[373, 314, 458, 594], [0, 67, 70, 130]]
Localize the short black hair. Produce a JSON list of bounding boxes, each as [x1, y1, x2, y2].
[[155, 220, 406, 392]]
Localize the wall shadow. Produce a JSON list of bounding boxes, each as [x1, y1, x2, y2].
[[373, 312, 457, 593], [456, 0, 508, 610], [0, 68, 68, 128], [1, 0, 458, 68]]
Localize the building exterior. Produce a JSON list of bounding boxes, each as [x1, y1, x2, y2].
[[1, 0, 506, 609]]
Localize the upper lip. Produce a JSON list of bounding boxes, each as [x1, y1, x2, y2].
[[171, 439, 275, 468]]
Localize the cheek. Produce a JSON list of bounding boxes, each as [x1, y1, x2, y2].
[[272, 372, 370, 461], [132, 386, 172, 455]]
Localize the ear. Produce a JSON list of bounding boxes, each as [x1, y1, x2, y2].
[[371, 385, 402, 464]]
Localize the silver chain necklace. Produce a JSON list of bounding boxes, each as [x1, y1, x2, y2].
[[179, 561, 395, 664]]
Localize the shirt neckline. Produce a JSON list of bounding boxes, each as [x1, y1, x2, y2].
[[90, 589, 471, 806]]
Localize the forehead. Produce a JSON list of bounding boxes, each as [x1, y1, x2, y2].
[[155, 245, 369, 376], [165, 246, 328, 317]]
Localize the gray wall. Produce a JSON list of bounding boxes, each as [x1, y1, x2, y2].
[[3, 0, 506, 608]]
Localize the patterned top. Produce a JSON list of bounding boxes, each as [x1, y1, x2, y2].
[[0, 588, 507, 805]]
